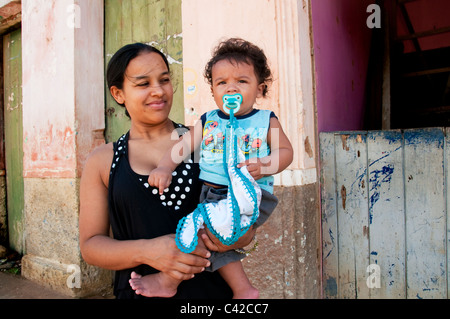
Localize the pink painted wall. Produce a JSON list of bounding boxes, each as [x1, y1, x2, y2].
[[22, 0, 104, 178], [22, 0, 76, 178], [311, 0, 373, 133]]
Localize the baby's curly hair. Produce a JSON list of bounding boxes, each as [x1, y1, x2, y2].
[[204, 38, 273, 97]]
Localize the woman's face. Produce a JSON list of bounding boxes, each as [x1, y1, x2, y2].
[[112, 51, 173, 125]]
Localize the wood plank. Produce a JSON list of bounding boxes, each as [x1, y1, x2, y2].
[[164, 0, 184, 125], [396, 26, 450, 41], [120, 0, 133, 45], [401, 67, 450, 78], [104, 0, 184, 143], [132, 0, 152, 42], [334, 132, 370, 298], [104, 0, 131, 143], [319, 132, 339, 298], [381, 0, 391, 130], [446, 127, 450, 300], [0, 38, 4, 172], [404, 128, 447, 299], [367, 130, 406, 298], [3, 29, 24, 253]]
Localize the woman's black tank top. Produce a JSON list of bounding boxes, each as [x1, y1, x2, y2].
[[108, 124, 232, 299]]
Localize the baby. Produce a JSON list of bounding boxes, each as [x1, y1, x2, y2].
[[130, 38, 293, 298]]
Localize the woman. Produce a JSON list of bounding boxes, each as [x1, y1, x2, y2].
[[79, 43, 254, 299]]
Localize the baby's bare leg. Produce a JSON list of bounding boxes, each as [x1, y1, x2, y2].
[[218, 261, 259, 299], [129, 271, 181, 298]]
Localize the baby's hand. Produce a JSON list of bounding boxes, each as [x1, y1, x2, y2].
[[237, 158, 268, 181], [148, 167, 173, 195]]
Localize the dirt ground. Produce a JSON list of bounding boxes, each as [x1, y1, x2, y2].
[[0, 271, 71, 299], [0, 248, 111, 299]]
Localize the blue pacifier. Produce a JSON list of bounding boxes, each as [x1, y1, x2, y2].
[[222, 94, 243, 115]]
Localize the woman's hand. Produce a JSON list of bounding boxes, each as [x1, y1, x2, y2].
[[146, 234, 211, 280], [199, 226, 256, 253]]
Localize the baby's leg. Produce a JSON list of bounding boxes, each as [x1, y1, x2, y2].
[[218, 261, 259, 299], [129, 271, 181, 298]]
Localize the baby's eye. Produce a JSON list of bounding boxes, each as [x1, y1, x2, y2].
[[137, 82, 149, 87], [160, 77, 171, 84]]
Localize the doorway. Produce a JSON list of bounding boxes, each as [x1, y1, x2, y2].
[[365, 0, 450, 130]]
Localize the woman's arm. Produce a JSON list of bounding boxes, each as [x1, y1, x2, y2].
[[79, 144, 210, 280], [200, 226, 256, 253]]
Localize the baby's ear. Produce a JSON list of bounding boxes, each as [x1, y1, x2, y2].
[[257, 83, 266, 98]]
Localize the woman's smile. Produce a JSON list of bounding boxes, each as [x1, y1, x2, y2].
[[146, 99, 166, 110]]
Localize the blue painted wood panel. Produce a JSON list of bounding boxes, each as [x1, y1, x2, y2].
[[320, 128, 449, 299]]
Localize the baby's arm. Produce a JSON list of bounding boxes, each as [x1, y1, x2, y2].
[[149, 120, 203, 194], [238, 117, 293, 180]]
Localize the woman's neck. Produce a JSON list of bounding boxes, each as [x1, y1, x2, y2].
[[129, 118, 175, 141]]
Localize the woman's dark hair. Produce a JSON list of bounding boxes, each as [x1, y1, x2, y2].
[[204, 38, 273, 97], [106, 43, 170, 116]]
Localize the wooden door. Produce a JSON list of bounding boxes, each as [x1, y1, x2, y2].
[[104, 0, 184, 142], [3, 29, 24, 253], [320, 128, 449, 299]]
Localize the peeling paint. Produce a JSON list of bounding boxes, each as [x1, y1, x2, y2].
[[324, 277, 338, 297], [274, 235, 283, 245], [166, 32, 182, 40], [341, 135, 350, 151], [166, 54, 182, 65], [144, 39, 183, 65], [363, 225, 369, 237], [368, 164, 394, 224], [340, 185, 347, 210], [23, 125, 77, 178], [356, 134, 362, 143], [304, 136, 313, 158], [300, 234, 307, 248]]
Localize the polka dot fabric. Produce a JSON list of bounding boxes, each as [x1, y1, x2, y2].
[[110, 124, 199, 213], [146, 160, 195, 211]]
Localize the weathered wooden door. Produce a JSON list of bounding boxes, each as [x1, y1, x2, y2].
[[104, 0, 184, 142], [320, 128, 449, 299], [3, 29, 24, 253]]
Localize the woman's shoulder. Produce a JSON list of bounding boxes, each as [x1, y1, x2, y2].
[[82, 142, 114, 181], [87, 142, 114, 163]]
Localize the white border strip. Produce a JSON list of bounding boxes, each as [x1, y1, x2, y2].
[[273, 168, 317, 187]]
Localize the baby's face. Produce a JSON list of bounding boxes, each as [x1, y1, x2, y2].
[[210, 59, 264, 117]]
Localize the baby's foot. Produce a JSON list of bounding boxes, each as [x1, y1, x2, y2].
[[129, 271, 179, 298]]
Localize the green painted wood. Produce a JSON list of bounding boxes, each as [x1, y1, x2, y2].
[[3, 29, 24, 253], [104, 0, 184, 142], [320, 128, 449, 299]]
